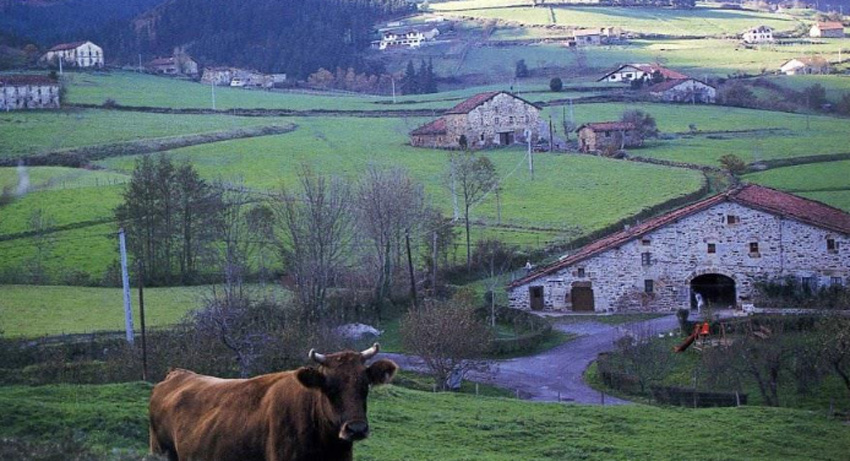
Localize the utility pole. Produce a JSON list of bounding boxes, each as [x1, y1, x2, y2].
[[137, 261, 148, 381], [211, 80, 216, 110], [58, 56, 63, 76], [138, 54, 142, 73], [118, 228, 135, 345], [391, 77, 396, 104], [527, 134, 534, 180]]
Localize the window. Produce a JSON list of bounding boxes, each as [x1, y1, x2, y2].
[[604, 131, 611, 138], [641, 238, 651, 246], [641, 252, 651, 266], [727, 215, 739, 225], [644, 279, 654, 294], [509, 116, 514, 124], [749, 242, 759, 254], [480, 133, 485, 142], [827, 238, 838, 251], [707, 243, 716, 254], [524, 115, 529, 123], [495, 116, 500, 124], [577, 268, 586, 278], [831, 277, 844, 287], [802, 276, 818, 293]]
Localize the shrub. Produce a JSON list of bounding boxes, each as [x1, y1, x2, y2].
[[718, 153, 746, 175], [549, 77, 563, 92]]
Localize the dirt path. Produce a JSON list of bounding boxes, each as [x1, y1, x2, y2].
[[385, 314, 680, 405]]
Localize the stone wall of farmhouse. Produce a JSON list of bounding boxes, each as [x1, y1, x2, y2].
[[509, 202, 850, 312], [459, 93, 540, 149], [0, 84, 60, 110]]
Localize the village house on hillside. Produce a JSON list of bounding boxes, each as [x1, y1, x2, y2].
[[741, 25, 775, 44], [568, 27, 623, 47], [410, 91, 541, 150], [810, 21, 845, 38], [647, 78, 716, 104], [0, 75, 60, 110], [373, 26, 440, 50], [147, 54, 199, 77], [779, 56, 831, 75], [576, 121, 641, 153], [41, 41, 103, 68], [508, 184, 850, 313], [597, 63, 688, 84]]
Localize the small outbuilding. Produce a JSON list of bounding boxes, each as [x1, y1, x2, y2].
[[810, 22, 845, 38], [779, 56, 831, 75], [576, 121, 641, 153]]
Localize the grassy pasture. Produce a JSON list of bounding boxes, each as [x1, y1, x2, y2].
[[0, 166, 127, 192], [1, 382, 849, 459], [797, 190, 850, 211], [0, 183, 122, 235], [0, 108, 285, 159], [0, 285, 207, 337], [743, 160, 850, 193], [764, 74, 850, 102], [433, 4, 802, 37]]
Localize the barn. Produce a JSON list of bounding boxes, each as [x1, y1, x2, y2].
[[409, 91, 541, 150], [508, 185, 850, 313]]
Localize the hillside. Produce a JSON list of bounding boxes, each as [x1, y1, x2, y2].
[[112, 0, 414, 77]]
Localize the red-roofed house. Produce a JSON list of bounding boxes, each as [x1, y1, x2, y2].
[[508, 184, 850, 312], [576, 121, 641, 153], [0, 75, 60, 110], [410, 91, 541, 149], [779, 56, 831, 75], [147, 54, 199, 76], [647, 78, 716, 103], [810, 22, 845, 38], [41, 41, 103, 68], [598, 63, 688, 84]]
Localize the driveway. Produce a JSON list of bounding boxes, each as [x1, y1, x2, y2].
[[384, 314, 681, 405]]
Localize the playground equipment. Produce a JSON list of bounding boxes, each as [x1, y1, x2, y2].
[[674, 322, 710, 353]]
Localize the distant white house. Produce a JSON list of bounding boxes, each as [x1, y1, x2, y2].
[[572, 29, 601, 46], [374, 27, 440, 50], [41, 41, 104, 68], [598, 63, 688, 84], [779, 56, 831, 75], [810, 22, 845, 38], [741, 25, 774, 44]]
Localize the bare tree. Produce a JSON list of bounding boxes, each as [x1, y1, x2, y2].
[[27, 208, 56, 283], [419, 208, 459, 295], [400, 292, 493, 391], [473, 238, 519, 327], [610, 324, 674, 394], [445, 152, 498, 268], [723, 319, 793, 407], [355, 165, 424, 318], [215, 183, 256, 308], [275, 165, 353, 323], [245, 202, 277, 290], [818, 315, 850, 403]]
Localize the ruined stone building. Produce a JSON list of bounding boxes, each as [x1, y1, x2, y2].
[[508, 185, 850, 313], [410, 91, 541, 150], [576, 122, 642, 153]]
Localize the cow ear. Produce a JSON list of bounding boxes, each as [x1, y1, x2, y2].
[[367, 359, 398, 385], [296, 367, 326, 389]]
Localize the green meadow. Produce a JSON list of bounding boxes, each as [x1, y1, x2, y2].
[[1, 383, 848, 460], [0, 108, 286, 158], [744, 159, 850, 192], [764, 74, 850, 102]]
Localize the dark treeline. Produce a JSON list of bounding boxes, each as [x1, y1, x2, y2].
[[110, 0, 415, 79]]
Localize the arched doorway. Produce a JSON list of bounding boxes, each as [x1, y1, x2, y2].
[[690, 273, 736, 310]]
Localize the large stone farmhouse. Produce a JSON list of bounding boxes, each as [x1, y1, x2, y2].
[[41, 41, 104, 68], [576, 122, 641, 153], [410, 91, 541, 150], [647, 78, 716, 104], [597, 63, 687, 84], [508, 185, 850, 313], [0, 75, 60, 111], [810, 22, 845, 38]]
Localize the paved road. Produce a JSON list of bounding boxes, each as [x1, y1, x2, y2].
[[384, 314, 681, 405]]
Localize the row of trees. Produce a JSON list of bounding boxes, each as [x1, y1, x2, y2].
[[401, 59, 438, 95], [116, 151, 502, 321]]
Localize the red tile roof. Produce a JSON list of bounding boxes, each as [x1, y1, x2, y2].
[[0, 75, 58, 86], [149, 57, 176, 66], [410, 117, 447, 136], [816, 21, 845, 30], [48, 41, 89, 52], [576, 121, 635, 132], [509, 184, 850, 288], [444, 91, 540, 115]]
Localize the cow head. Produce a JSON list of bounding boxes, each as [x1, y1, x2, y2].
[[296, 343, 398, 442]]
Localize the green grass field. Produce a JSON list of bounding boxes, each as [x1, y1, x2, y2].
[[743, 160, 850, 212], [0, 166, 127, 192], [433, 3, 802, 37], [0, 108, 288, 159], [1, 382, 848, 459], [0, 285, 204, 337], [764, 74, 850, 102]]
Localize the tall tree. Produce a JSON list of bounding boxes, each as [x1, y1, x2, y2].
[[401, 60, 418, 95], [446, 152, 498, 268], [275, 166, 353, 323]]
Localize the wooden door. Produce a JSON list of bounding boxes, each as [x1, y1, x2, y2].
[[571, 286, 595, 312], [529, 286, 544, 311]]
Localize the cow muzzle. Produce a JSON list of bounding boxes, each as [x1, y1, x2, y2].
[[340, 420, 369, 441]]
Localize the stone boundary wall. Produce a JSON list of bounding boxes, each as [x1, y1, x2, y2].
[[747, 152, 850, 173], [69, 103, 437, 118]]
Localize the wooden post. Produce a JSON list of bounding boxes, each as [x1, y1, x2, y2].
[[138, 262, 148, 382], [405, 229, 417, 309], [118, 228, 134, 345]]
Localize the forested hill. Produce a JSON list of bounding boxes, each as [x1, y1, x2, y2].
[[0, 0, 167, 45], [111, 0, 415, 78]]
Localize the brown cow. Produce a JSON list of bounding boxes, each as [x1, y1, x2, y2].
[[148, 343, 398, 461]]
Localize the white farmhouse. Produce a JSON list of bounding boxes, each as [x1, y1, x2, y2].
[[377, 27, 440, 50], [41, 41, 104, 68], [598, 63, 688, 84], [741, 25, 774, 44], [0, 75, 60, 111], [508, 185, 850, 313]]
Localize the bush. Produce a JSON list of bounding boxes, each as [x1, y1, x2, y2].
[[515, 59, 529, 78], [718, 153, 746, 175], [549, 77, 563, 92]]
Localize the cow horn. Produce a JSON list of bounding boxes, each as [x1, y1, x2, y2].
[[360, 343, 380, 360], [309, 349, 327, 364]]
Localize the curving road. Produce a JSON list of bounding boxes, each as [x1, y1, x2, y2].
[[385, 314, 681, 405]]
